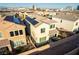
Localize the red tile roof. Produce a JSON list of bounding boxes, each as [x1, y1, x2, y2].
[[56, 28, 71, 32], [0, 39, 10, 47], [49, 29, 58, 34], [49, 29, 58, 37]]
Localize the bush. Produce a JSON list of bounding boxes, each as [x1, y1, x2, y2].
[[14, 45, 29, 54]]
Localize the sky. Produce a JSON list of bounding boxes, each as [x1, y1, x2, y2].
[[0, 3, 79, 9]]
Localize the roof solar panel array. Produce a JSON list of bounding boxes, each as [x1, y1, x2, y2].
[[4, 16, 14, 22], [4, 16, 21, 24], [26, 16, 39, 25], [4, 16, 39, 26]]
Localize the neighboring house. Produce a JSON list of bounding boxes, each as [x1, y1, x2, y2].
[[0, 20, 27, 49], [41, 18, 58, 37], [72, 19, 79, 32], [4, 13, 58, 45], [51, 12, 79, 31], [25, 13, 58, 45], [25, 16, 49, 45]]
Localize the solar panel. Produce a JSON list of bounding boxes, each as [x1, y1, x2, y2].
[[26, 16, 39, 25], [4, 16, 21, 24], [4, 16, 14, 22]]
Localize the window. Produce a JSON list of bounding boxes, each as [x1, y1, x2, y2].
[[14, 41, 24, 48], [40, 37, 46, 43], [10, 30, 23, 37], [15, 31, 19, 36], [50, 25, 53, 29], [41, 28, 45, 33], [60, 20, 62, 23], [10, 31, 14, 37], [19, 30, 23, 35], [48, 15, 52, 19], [0, 32, 2, 38], [50, 24, 55, 29], [76, 22, 78, 26]]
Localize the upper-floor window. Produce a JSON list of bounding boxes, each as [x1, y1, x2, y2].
[[15, 31, 19, 36], [50, 24, 55, 29], [10, 30, 24, 37], [19, 30, 23, 35], [75, 22, 78, 26], [10, 31, 14, 37], [41, 28, 45, 33], [0, 32, 2, 38], [60, 20, 62, 23]]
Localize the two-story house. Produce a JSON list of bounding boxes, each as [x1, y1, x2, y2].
[[24, 13, 58, 45], [0, 19, 27, 49], [51, 12, 79, 32]]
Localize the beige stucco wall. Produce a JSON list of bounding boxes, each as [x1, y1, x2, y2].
[[0, 29, 12, 51], [30, 24, 36, 38], [49, 23, 59, 37], [35, 23, 49, 43], [30, 21, 58, 43], [0, 29, 6, 40], [52, 17, 74, 31], [30, 23, 49, 43], [8, 29, 27, 45], [72, 19, 79, 31], [0, 25, 27, 48]]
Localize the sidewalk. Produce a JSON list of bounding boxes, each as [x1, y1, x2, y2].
[[18, 44, 50, 55]]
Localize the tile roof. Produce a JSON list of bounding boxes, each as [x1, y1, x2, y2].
[[56, 28, 74, 35], [28, 13, 48, 21], [41, 19, 57, 24], [0, 20, 25, 30], [0, 39, 10, 47], [49, 29, 58, 37], [53, 13, 79, 21], [26, 13, 57, 27]]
